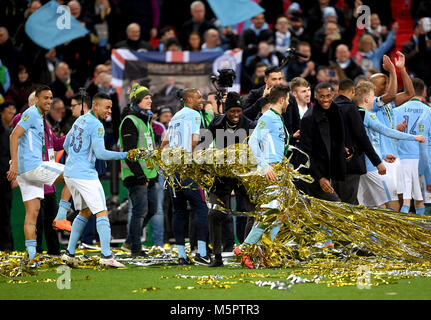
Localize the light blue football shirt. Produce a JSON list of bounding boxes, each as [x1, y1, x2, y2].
[[393, 99, 431, 159], [167, 106, 201, 152], [16, 105, 44, 174], [64, 111, 127, 180], [372, 96, 398, 158], [248, 108, 288, 170], [363, 110, 416, 172]]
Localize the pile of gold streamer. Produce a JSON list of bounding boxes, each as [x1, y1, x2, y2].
[[128, 144, 431, 272]]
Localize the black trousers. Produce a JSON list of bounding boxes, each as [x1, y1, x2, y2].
[[36, 192, 60, 255], [0, 181, 13, 251], [333, 174, 360, 205], [208, 181, 254, 255]]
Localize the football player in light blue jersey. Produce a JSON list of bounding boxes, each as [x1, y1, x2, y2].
[[393, 78, 431, 214], [61, 92, 135, 268], [354, 81, 425, 209], [369, 52, 415, 210], [161, 89, 211, 266], [234, 85, 290, 269], [7, 86, 70, 264]]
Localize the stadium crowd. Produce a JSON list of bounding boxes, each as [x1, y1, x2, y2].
[[1, 0, 431, 267]]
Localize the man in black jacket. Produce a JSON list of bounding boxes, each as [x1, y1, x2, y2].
[[243, 66, 300, 145], [201, 92, 255, 267], [332, 79, 386, 204], [300, 82, 347, 201], [0, 103, 14, 251]]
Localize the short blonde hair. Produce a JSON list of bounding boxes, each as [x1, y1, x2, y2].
[[359, 34, 377, 51], [290, 77, 310, 92], [353, 81, 374, 105]]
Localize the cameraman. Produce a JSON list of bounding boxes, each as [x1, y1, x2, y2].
[[243, 66, 300, 145], [200, 92, 255, 267]]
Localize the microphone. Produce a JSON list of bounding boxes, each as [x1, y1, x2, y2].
[[285, 48, 309, 59]]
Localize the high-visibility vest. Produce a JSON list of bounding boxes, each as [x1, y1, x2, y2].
[[119, 115, 157, 181]]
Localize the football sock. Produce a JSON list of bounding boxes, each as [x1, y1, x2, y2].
[[400, 205, 410, 213], [177, 245, 187, 259], [67, 215, 88, 255], [25, 239, 37, 260], [197, 240, 207, 257], [56, 200, 71, 220], [415, 206, 425, 215], [96, 216, 112, 257]]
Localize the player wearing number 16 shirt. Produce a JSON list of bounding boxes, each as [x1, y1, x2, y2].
[[61, 92, 129, 268]]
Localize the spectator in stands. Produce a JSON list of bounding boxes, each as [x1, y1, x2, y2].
[[274, 15, 292, 54], [117, 0, 160, 42], [46, 98, 65, 137], [366, 13, 391, 47], [87, 0, 121, 62], [240, 13, 273, 50], [157, 106, 173, 129], [6, 65, 33, 112], [164, 37, 181, 52], [60, 0, 98, 86], [0, 59, 11, 95], [154, 77, 180, 111], [0, 27, 26, 83], [84, 64, 110, 98], [186, 31, 202, 52], [219, 26, 239, 50], [179, 1, 215, 49], [312, 21, 344, 66], [285, 41, 316, 83], [0, 101, 16, 128], [0, 101, 15, 251], [201, 28, 223, 53], [50, 62, 79, 106], [333, 44, 364, 81], [244, 41, 284, 85], [114, 22, 154, 52], [306, 0, 345, 37], [251, 62, 267, 90], [287, 9, 310, 48], [353, 23, 398, 73], [402, 18, 431, 86], [32, 48, 59, 86], [157, 27, 176, 51]]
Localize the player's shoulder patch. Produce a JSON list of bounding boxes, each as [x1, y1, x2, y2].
[[258, 120, 266, 129], [22, 114, 30, 122], [98, 127, 103, 137], [369, 113, 377, 120]]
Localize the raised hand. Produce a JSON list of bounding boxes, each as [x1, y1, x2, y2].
[[394, 51, 405, 69]]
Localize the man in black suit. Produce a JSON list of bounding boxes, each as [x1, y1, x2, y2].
[[243, 66, 300, 145], [332, 79, 386, 204], [299, 82, 347, 201]]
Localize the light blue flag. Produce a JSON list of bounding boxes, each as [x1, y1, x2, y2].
[[207, 0, 264, 27], [25, 0, 89, 50]]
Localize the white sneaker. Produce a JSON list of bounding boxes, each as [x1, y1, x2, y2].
[[61, 251, 78, 267], [99, 255, 125, 268]]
